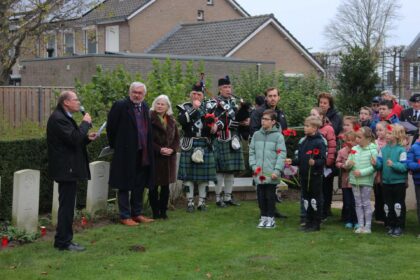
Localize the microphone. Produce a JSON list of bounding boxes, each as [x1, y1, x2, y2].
[[80, 105, 86, 116], [80, 105, 92, 128]]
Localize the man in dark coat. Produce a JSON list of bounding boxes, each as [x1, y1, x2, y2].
[[250, 87, 288, 136], [107, 82, 155, 226], [400, 93, 420, 144], [47, 90, 97, 251]]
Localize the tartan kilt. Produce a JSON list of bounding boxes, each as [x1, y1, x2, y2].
[[214, 139, 245, 172], [178, 139, 217, 182]]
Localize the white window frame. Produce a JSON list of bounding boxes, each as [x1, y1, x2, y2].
[[63, 30, 75, 56], [207, 0, 214, 5], [197, 10, 204, 21], [410, 63, 420, 89], [83, 26, 98, 54], [45, 32, 57, 58]]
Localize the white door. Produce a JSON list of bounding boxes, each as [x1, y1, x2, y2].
[[106, 25, 119, 52]]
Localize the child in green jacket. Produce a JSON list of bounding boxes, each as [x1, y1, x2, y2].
[[372, 124, 408, 237], [346, 126, 377, 234], [249, 109, 286, 229]]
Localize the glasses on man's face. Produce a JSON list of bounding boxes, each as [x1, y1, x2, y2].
[[132, 91, 144, 94], [69, 98, 79, 102], [262, 117, 273, 121]]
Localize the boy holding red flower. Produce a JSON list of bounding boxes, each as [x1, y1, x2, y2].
[[249, 110, 287, 229], [290, 116, 326, 232]]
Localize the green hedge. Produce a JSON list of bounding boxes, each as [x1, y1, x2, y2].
[[0, 136, 110, 221]]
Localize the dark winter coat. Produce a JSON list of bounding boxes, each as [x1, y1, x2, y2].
[[47, 104, 91, 182], [150, 110, 180, 186], [292, 132, 327, 177], [250, 103, 288, 136], [107, 98, 155, 190], [326, 107, 343, 136]]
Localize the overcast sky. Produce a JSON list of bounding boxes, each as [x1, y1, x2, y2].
[[236, 0, 419, 52]]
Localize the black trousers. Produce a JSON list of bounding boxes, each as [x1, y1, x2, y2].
[[118, 166, 149, 219], [382, 183, 406, 228], [54, 181, 77, 249], [302, 174, 323, 225], [322, 174, 334, 218], [373, 182, 386, 222], [342, 188, 357, 224], [257, 184, 277, 217], [149, 185, 170, 217]]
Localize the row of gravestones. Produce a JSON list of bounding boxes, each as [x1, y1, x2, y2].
[[6, 161, 110, 233]]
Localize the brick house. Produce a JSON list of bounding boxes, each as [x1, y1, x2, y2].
[[20, 0, 324, 86], [401, 33, 420, 97]]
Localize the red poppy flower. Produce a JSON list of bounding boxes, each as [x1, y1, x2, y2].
[[353, 124, 361, 132], [306, 150, 313, 155], [417, 159, 420, 164], [282, 129, 291, 137], [259, 175, 266, 182], [255, 166, 262, 174], [350, 150, 357, 155], [313, 148, 320, 155], [387, 125, 393, 132], [290, 129, 297, 136], [338, 134, 344, 140], [276, 148, 282, 154]]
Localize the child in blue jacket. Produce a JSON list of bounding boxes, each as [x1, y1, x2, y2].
[[406, 135, 420, 238]]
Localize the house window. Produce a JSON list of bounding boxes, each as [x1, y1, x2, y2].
[[197, 10, 204, 21], [413, 65, 419, 89], [46, 34, 56, 58], [207, 0, 214, 5], [417, 48, 420, 58], [64, 32, 74, 56], [84, 28, 97, 54]]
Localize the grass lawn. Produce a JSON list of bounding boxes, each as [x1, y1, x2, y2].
[[1, 200, 420, 280]]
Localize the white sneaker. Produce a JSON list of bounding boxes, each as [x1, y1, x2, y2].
[[363, 228, 372, 234], [354, 227, 365, 234], [257, 216, 267, 228], [265, 217, 276, 229]]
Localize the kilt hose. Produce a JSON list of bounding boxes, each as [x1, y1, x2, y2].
[[214, 139, 245, 173], [178, 139, 217, 182]]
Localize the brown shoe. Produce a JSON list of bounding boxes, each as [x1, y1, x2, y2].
[[120, 218, 139, 226], [132, 215, 154, 223]]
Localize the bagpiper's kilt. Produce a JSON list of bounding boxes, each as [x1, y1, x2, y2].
[[213, 139, 245, 172], [178, 138, 217, 182]]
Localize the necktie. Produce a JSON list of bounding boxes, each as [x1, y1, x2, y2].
[[135, 104, 141, 112]]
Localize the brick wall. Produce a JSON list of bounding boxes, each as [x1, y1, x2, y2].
[[20, 54, 275, 91]]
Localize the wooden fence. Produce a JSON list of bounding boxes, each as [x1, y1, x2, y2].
[[0, 86, 74, 126]]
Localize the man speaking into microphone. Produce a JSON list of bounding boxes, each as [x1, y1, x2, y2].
[[47, 90, 97, 251]]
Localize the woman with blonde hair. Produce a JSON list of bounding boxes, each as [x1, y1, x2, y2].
[[149, 95, 179, 219]]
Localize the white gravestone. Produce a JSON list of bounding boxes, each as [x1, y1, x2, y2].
[[51, 182, 59, 226], [86, 161, 110, 216], [12, 169, 40, 233]]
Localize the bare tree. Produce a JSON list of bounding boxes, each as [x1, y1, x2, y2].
[[324, 0, 401, 53], [0, 0, 98, 85]]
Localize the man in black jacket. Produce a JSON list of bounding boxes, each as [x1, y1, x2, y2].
[[47, 90, 97, 251], [400, 93, 420, 144], [250, 87, 287, 136], [107, 82, 155, 226]]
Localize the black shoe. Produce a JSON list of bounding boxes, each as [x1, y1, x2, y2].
[[274, 211, 288, 219], [197, 204, 208, 211], [391, 227, 403, 237], [160, 212, 168, 219], [216, 201, 227, 208], [224, 199, 240, 206], [56, 242, 85, 252], [304, 224, 320, 232]]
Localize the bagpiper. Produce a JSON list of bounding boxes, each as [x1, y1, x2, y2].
[[210, 76, 245, 207], [177, 83, 218, 212]]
